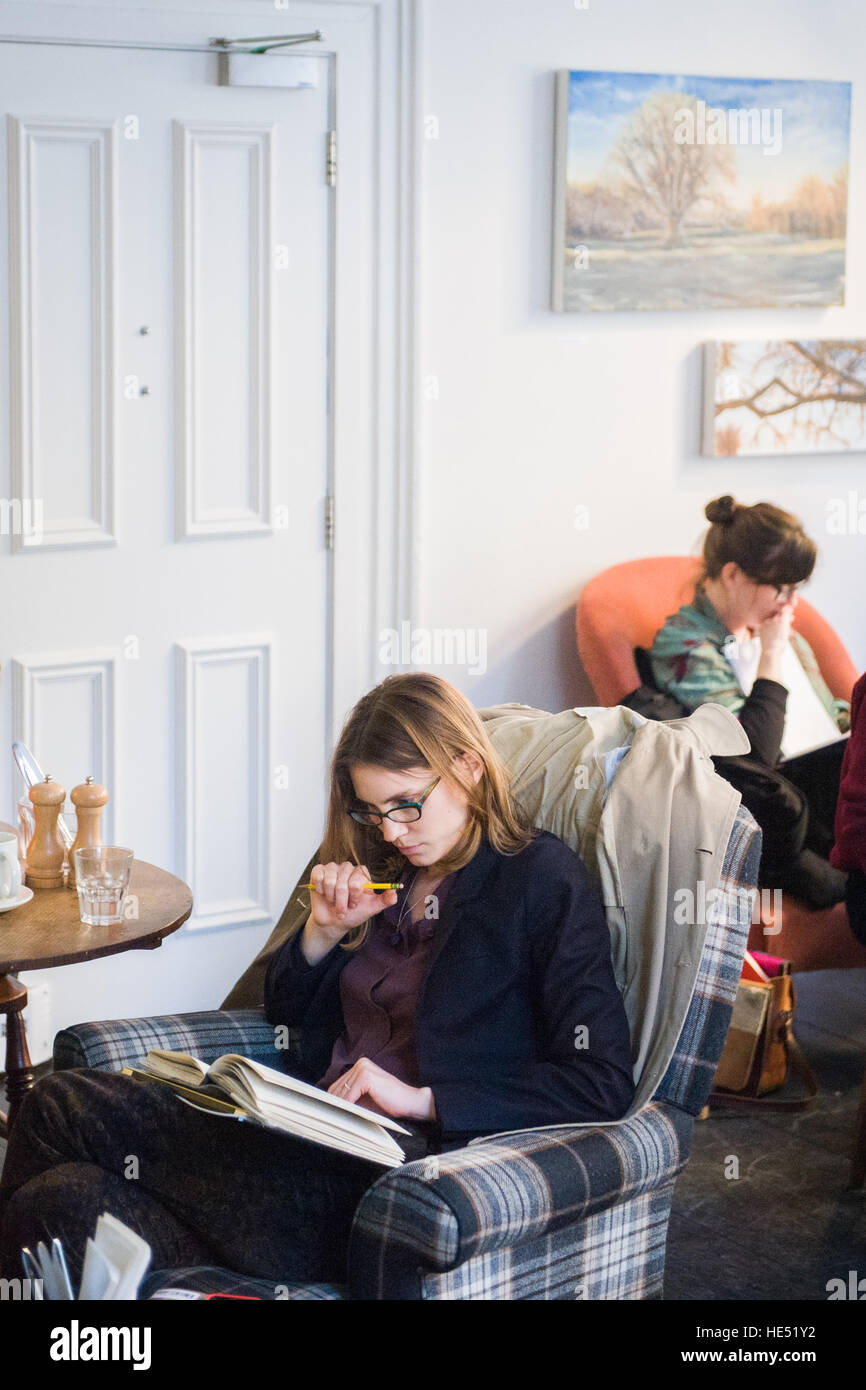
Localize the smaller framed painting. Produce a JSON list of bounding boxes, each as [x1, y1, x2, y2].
[[702, 340, 866, 456]]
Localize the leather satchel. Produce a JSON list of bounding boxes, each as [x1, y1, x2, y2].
[[708, 962, 819, 1112]]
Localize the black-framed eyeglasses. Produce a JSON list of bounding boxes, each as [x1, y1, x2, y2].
[[749, 577, 801, 603], [347, 776, 441, 826]]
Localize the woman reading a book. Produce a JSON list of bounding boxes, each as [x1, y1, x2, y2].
[[0, 672, 635, 1289], [648, 495, 851, 912]]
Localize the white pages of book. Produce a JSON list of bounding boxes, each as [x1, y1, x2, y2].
[[143, 1051, 410, 1167], [724, 636, 842, 760], [210, 1055, 409, 1166]]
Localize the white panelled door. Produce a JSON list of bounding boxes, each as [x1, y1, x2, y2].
[[0, 41, 332, 942]]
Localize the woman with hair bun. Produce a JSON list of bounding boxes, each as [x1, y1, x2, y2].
[[649, 496, 852, 910]]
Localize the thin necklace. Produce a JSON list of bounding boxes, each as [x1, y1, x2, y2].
[[394, 868, 433, 931]]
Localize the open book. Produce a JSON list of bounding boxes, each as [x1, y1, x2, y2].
[[125, 1051, 410, 1168]]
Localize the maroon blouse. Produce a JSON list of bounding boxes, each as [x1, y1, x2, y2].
[[832, 671, 866, 873], [317, 872, 456, 1103]]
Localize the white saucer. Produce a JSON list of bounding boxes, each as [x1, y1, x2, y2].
[[0, 884, 34, 913]]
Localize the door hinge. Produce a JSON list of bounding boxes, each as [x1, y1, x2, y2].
[[324, 495, 335, 549], [326, 129, 336, 186]]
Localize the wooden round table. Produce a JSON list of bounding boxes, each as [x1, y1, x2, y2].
[[0, 826, 192, 1134]]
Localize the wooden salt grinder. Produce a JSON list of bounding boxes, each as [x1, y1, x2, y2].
[[67, 776, 108, 888], [26, 775, 67, 889]]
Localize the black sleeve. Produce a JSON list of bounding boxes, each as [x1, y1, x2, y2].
[[263, 929, 344, 1028], [735, 677, 788, 767], [844, 869, 866, 947], [430, 841, 636, 1133]]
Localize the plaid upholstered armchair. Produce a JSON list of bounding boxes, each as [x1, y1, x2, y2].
[[52, 801, 760, 1301]]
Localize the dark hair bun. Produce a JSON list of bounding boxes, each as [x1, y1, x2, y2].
[[705, 495, 737, 526]]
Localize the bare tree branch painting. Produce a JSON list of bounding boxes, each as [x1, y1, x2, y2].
[[708, 340, 866, 454]]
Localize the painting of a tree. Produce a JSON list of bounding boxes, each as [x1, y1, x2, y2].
[[553, 70, 851, 311], [608, 93, 735, 247], [704, 340, 866, 455]]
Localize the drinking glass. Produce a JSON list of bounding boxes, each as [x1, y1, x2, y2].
[[73, 846, 134, 926], [16, 795, 35, 867]]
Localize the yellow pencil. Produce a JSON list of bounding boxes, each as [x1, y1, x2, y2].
[[301, 881, 403, 892]]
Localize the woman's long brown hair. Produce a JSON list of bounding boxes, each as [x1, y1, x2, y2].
[[299, 671, 534, 950]]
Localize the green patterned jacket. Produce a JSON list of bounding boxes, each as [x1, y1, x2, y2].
[[649, 587, 850, 732]]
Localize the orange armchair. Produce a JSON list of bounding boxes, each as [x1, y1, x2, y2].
[[576, 556, 866, 971], [577, 556, 858, 707]]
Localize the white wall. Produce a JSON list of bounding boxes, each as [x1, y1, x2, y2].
[[416, 0, 866, 713]]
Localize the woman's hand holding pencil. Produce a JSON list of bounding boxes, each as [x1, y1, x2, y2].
[[299, 863, 399, 964]]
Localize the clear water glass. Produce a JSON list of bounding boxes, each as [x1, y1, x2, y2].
[[16, 795, 35, 866], [74, 846, 134, 926]]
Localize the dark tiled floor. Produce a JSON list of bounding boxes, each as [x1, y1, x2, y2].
[[666, 969, 866, 1300], [2, 974, 864, 1300]]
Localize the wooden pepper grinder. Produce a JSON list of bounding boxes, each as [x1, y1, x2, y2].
[[26, 775, 67, 889], [67, 776, 108, 888]]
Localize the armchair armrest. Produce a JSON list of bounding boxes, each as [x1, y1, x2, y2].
[[53, 1008, 300, 1074], [348, 1100, 692, 1299]]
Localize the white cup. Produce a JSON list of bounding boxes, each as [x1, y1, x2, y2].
[[0, 831, 23, 899]]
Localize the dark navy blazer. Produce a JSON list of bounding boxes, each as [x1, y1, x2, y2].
[[264, 830, 636, 1149]]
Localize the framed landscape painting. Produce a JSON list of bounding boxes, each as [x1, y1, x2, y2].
[[703, 340, 866, 456], [552, 70, 851, 312]]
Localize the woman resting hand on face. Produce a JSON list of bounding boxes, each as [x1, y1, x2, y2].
[[649, 495, 851, 912], [0, 672, 635, 1289]]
